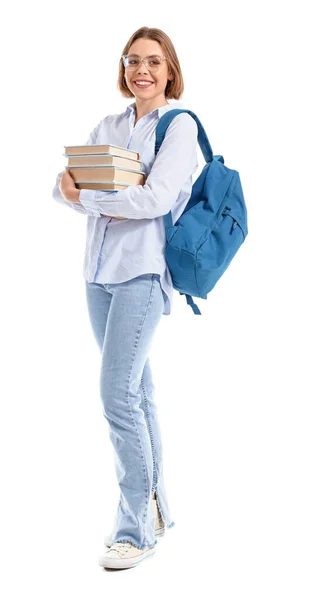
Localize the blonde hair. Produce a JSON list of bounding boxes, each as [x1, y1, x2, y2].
[[117, 26, 184, 100]]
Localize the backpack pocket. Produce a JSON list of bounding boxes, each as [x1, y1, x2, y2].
[[221, 206, 247, 240]]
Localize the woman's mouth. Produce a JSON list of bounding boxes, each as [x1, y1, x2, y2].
[[133, 81, 154, 89]]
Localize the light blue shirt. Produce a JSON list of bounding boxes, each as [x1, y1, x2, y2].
[[52, 101, 199, 315]]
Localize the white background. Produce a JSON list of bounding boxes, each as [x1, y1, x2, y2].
[[1, 0, 310, 597]]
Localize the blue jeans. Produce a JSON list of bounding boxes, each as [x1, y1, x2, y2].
[[85, 273, 175, 550]]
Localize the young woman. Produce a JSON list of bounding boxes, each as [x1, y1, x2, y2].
[[52, 26, 198, 570]]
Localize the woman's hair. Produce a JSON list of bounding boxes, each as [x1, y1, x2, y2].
[[117, 26, 184, 100]]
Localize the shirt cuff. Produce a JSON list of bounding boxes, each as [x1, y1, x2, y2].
[[78, 189, 103, 217], [79, 188, 121, 218]]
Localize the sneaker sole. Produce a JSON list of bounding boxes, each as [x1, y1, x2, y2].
[[98, 546, 156, 569]]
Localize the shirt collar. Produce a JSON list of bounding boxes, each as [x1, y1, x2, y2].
[[124, 100, 185, 119]]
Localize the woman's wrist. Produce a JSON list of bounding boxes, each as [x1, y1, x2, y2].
[[65, 188, 80, 203]]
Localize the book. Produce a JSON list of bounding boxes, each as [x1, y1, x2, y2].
[[76, 182, 131, 191], [64, 152, 143, 172], [64, 144, 140, 161], [67, 165, 146, 187]]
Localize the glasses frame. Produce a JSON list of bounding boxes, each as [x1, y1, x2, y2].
[[122, 54, 167, 72]]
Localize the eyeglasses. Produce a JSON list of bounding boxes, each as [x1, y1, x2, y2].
[[122, 54, 167, 72]]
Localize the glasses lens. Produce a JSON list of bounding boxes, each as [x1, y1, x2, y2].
[[124, 55, 162, 71]]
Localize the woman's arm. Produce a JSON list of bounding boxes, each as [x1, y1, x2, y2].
[[78, 113, 199, 220]]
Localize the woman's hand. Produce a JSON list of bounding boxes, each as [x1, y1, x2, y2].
[[59, 170, 78, 201], [58, 171, 125, 217]]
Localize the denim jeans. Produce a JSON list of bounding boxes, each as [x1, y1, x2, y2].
[[85, 273, 175, 550]]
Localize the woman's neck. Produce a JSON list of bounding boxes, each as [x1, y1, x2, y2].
[[133, 99, 169, 124]]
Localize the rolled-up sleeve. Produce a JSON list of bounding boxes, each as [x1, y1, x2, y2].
[[79, 113, 199, 219]]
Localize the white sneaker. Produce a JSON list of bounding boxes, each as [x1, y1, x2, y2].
[[98, 541, 156, 569], [103, 498, 165, 548]]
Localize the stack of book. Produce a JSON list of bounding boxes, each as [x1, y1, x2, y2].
[[63, 144, 147, 220]]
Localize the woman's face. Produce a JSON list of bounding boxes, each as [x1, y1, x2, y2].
[[124, 38, 173, 101]]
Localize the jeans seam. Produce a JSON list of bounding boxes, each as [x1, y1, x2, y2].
[[141, 373, 157, 492], [123, 274, 157, 548]]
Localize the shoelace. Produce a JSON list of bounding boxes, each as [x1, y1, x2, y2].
[[109, 542, 133, 556]]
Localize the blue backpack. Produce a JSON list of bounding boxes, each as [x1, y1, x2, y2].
[[154, 109, 248, 315]]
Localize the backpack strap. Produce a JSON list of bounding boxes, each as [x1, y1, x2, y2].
[[155, 109, 219, 231], [184, 294, 202, 315], [155, 108, 213, 162]]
